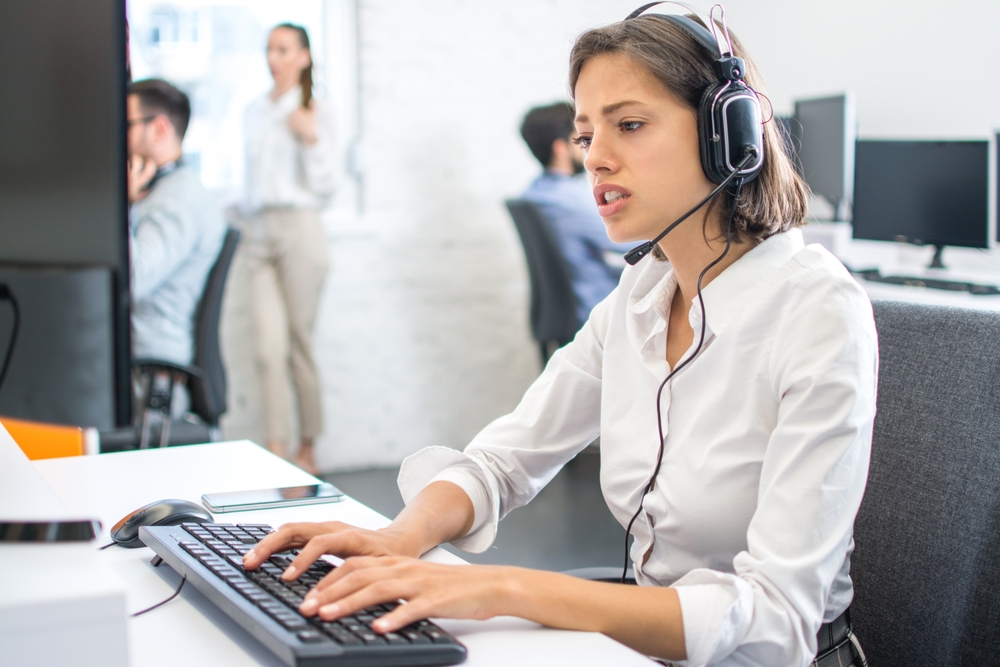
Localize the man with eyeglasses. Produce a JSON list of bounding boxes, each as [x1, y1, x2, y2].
[[127, 78, 225, 415]]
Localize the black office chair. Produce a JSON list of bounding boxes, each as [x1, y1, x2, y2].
[[102, 227, 241, 451], [850, 300, 1000, 666], [505, 199, 581, 365]]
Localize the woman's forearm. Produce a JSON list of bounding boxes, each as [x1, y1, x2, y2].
[[382, 481, 476, 558], [501, 568, 687, 661]]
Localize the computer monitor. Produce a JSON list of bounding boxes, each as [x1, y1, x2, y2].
[[995, 131, 1000, 244], [0, 0, 132, 428], [852, 140, 989, 269], [793, 93, 856, 221]]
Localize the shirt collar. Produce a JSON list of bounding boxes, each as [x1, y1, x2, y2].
[[626, 228, 805, 332], [272, 86, 302, 112], [697, 228, 805, 335]]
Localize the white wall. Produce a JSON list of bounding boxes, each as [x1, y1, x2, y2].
[[220, 0, 1000, 471]]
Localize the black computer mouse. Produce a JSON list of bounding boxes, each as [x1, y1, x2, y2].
[[110, 499, 213, 548]]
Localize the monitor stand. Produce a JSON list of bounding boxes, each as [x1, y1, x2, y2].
[[928, 244, 946, 270]]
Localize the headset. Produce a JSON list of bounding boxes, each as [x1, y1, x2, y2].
[[630, 1, 764, 185], [615, 3, 766, 583]]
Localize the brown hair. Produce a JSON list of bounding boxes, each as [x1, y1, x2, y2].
[[275, 23, 313, 109], [569, 15, 808, 250], [129, 78, 191, 139]]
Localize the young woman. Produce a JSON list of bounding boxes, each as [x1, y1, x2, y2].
[[244, 9, 876, 666], [242, 23, 335, 474]]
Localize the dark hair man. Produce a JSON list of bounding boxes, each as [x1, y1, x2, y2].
[[519, 102, 631, 325], [127, 79, 225, 411]]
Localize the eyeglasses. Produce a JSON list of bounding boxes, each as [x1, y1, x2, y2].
[[127, 116, 157, 128]]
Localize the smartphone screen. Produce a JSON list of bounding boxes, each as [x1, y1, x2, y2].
[[0, 519, 100, 542], [202, 484, 345, 513]]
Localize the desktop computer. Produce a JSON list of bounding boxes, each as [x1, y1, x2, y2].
[[852, 140, 997, 293], [853, 140, 989, 266], [793, 93, 856, 221], [0, 0, 132, 428]]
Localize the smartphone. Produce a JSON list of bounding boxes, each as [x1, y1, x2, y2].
[[201, 483, 345, 513], [0, 519, 101, 542]]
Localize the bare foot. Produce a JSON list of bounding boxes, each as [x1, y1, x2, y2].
[[294, 440, 319, 476], [266, 440, 286, 460]]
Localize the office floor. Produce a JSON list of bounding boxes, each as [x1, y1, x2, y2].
[[323, 448, 627, 572]]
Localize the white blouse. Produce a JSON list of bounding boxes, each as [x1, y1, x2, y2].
[[243, 86, 337, 212], [397, 229, 878, 667]]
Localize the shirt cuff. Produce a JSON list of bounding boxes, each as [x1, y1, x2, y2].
[[397, 446, 499, 553], [671, 569, 754, 667]]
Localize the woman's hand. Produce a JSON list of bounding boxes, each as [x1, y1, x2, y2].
[[243, 521, 418, 577], [287, 106, 318, 145], [298, 557, 512, 633]]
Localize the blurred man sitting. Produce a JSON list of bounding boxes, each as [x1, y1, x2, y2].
[[127, 78, 225, 413], [520, 102, 631, 325]]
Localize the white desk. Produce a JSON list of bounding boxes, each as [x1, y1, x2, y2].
[[32, 441, 654, 667]]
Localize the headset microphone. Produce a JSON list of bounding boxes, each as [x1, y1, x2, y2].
[[622, 145, 758, 266]]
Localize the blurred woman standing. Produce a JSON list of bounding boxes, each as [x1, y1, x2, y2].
[[243, 23, 335, 474]]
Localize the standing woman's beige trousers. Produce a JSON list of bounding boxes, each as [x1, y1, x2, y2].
[[244, 208, 329, 442]]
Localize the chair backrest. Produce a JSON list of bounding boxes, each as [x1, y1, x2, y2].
[[188, 227, 240, 426], [852, 300, 1000, 666], [0, 416, 84, 459], [504, 199, 580, 348]]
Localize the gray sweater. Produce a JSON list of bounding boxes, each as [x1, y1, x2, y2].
[[130, 164, 225, 365]]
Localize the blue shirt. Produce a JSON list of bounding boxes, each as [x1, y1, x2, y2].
[[130, 165, 226, 365], [522, 171, 632, 324]]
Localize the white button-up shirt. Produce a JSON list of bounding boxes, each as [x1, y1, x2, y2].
[[398, 229, 878, 667], [243, 86, 337, 212]]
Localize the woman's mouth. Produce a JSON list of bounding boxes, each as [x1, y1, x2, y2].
[[594, 184, 632, 217]]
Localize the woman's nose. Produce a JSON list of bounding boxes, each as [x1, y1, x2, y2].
[[584, 134, 617, 175]]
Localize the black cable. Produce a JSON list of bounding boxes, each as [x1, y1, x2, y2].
[[98, 541, 117, 550], [621, 179, 745, 584], [624, 150, 757, 265], [131, 574, 187, 617], [0, 285, 18, 396]]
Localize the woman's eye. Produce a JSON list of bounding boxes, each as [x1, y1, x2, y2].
[[619, 120, 643, 133], [572, 135, 592, 150]]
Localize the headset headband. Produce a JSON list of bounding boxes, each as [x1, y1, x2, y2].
[[626, 2, 734, 59]]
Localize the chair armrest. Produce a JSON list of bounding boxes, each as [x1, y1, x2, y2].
[[133, 358, 202, 379]]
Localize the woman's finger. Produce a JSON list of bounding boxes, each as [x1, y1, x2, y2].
[[315, 576, 415, 621], [244, 522, 325, 568], [301, 558, 409, 615], [371, 598, 435, 634]]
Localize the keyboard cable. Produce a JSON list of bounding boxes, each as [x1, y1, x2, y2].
[[131, 575, 187, 617]]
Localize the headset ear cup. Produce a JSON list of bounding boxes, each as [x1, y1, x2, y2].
[[698, 83, 765, 185], [698, 81, 728, 184]]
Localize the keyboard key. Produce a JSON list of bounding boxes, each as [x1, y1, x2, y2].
[[383, 632, 407, 645], [297, 630, 326, 643]]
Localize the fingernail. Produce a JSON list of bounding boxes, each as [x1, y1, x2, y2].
[[319, 603, 340, 617], [373, 619, 388, 632], [282, 565, 297, 579], [300, 598, 318, 614]]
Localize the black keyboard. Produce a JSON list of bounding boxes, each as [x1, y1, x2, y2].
[[140, 522, 467, 667]]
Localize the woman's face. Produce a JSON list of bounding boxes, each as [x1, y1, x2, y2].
[[574, 53, 714, 245], [267, 28, 310, 88]]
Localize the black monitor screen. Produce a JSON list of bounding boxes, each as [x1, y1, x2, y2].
[[853, 140, 989, 249], [794, 94, 854, 213]]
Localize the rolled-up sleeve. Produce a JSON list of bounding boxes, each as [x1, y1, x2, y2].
[[397, 290, 617, 552], [672, 275, 877, 667]]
